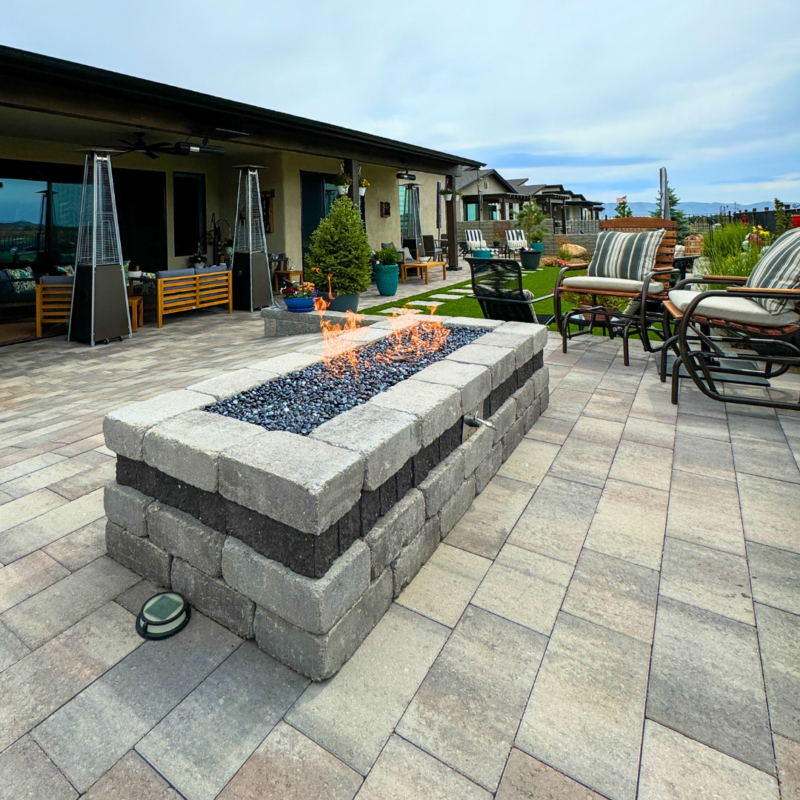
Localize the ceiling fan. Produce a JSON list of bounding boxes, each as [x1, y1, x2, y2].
[[83, 133, 226, 158], [117, 132, 174, 159]]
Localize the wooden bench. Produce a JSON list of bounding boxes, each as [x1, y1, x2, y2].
[[35, 281, 73, 337], [156, 270, 233, 328]]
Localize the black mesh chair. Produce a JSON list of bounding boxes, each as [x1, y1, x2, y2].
[[467, 258, 553, 324]]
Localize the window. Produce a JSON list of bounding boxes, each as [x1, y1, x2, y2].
[[464, 202, 478, 221], [489, 204, 499, 221], [173, 172, 206, 257]]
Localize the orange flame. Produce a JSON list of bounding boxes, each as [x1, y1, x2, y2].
[[376, 307, 450, 364], [313, 290, 367, 375]]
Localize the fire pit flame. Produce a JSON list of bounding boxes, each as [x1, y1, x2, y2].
[[377, 307, 450, 365], [313, 293, 367, 376]]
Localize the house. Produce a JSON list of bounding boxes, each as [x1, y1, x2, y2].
[[0, 46, 480, 281]]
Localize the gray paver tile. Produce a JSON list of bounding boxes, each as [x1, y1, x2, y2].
[[660, 536, 754, 624], [0, 620, 29, 672], [728, 414, 787, 443], [397, 543, 491, 627], [50, 461, 117, 501], [0, 488, 106, 563], [562, 549, 658, 643], [608, 440, 672, 491], [542, 388, 592, 420], [472, 544, 572, 636], [676, 411, 730, 441], [548, 438, 617, 489], [583, 479, 668, 570], [569, 416, 624, 447], [0, 451, 109, 499], [667, 469, 745, 555], [557, 369, 603, 393], [398, 605, 546, 791], [508, 476, 601, 565], [355, 735, 491, 800], [0, 452, 66, 484], [680, 386, 728, 419], [444, 476, 535, 559], [621, 415, 675, 449], [629, 382, 679, 423], [137, 642, 308, 800], [0, 488, 68, 535], [775, 734, 800, 800], [646, 596, 774, 774], [497, 439, 560, 485], [217, 721, 362, 800], [517, 612, 650, 800], [82, 752, 183, 800], [755, 603, 800, 743], [32, 613, 240, 793], [114, 579, 162, 615], [638, 721, 779, 800], [582, 388, 634, 422], [0, 550, 69, 613], [0, 603, 142, 751], [748, 542, 800, 615], [286, 605, 449, 776], [0, 735, 77, 800], [1, 556, 139, 649], [738, 473, 800, 554], [495, 748, 606, 799], [674, 433, 735, 482], [524, 415, 574, 445], [43, 519, 106, 571], [732, 437, 800, 483]]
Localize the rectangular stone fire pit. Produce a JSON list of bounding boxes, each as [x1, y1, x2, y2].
[[102, 316, 549, 679]]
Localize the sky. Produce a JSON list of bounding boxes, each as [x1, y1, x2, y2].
[[2, 0, 799, 204]]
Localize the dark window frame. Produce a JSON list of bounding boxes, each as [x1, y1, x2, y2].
[[173, 171, 207, 258]]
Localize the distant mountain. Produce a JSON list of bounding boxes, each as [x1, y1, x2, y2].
[[599, 201, 798, 218]]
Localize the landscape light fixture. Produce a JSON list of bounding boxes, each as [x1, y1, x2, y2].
[[136, 592, 191, 640]]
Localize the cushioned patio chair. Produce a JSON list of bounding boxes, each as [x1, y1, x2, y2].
[[662, 227, 800, 410], [467, 257, 553, 324], [553, 217, 678, 364], [506, 229, 527, 254], [464, 229, 488, 252]]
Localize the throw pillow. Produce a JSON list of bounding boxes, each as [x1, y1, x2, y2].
[[587, 229, 666, 281], [745, 228, 800, 314]]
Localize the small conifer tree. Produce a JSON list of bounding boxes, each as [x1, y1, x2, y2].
[[307, 197, 373, 295], [614, 200, 633, 218]]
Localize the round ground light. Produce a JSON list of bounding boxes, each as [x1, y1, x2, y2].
[[136, 592, 191, 640]]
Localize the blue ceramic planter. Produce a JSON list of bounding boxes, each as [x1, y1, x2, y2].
[[530, 242, 544, 253], [473, 249, 492, 259], [284, 296, 316, 313], [374, 263, 399, 296]]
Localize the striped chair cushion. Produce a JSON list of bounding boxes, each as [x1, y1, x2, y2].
[[587, 229, 666, 281], [745, 228, 800, 314]]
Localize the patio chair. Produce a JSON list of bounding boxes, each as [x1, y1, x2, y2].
[[422, 235, 443, 262], [506, 229, 528, 254], [553, 218, 678, 365], [464, 229, 489, 252], [467, 257, 554, 325], [662, 227, 800, 410]]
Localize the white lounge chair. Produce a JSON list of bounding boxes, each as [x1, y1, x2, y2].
[[506, 229, 527, 253]]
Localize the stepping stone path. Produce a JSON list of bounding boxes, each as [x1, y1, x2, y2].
[[429, 294, 464, 301]]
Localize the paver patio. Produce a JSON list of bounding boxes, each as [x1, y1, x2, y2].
[[0, 308, 798, 799]]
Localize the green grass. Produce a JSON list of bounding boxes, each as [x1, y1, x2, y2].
[[361, 267, 562, 323]]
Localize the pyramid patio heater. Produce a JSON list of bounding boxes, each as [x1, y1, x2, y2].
[[231, 165, 274, 311], [68, 150, 131, 345], [401, 183, 424, 260]]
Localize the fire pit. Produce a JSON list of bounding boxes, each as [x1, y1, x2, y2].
[[102, 313, 549, 679]]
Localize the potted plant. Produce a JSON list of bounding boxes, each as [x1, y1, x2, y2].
[[517, 201, 547, 269], [438, 187, 462, 203], [334, 173, 352, 196], [373, 245, 400, 296], [281, 281, 318, 313], [359, 177, 370, 197], [307, 197, 372, 312]]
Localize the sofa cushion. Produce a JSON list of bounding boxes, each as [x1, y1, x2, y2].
[[669, 289, 800, 327], [563, 275, 665, 295], [155, 268, 196, 279], [3, 266, 35, 294], [587, 229, 666, 281], [41, 275, 74, 285], [745, 228, 800, 314], [194, 266, 229, 275]]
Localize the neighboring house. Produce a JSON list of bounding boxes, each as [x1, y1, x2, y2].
[[0, 46, 480, 275]]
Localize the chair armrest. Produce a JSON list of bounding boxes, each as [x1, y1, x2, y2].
[[673, 275, 747, 290], [727, 287, 800, 296]]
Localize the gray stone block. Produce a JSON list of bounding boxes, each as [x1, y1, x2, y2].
[[475, 444, 503, 494], [503, 417, 526, 462], [365, 489, 425, 579], [491, 397, 517, 445], [534, 365, 550, 397], [440, 475, 476, 537], [512, 379, 535, 418], [171, 558, 255, 638], [461, 424, 494, 478], [446, 343, 515, 389], [103, 390, 215, 461], [494, 321, 549, 353], [311, 404, 420, 491], [147, 501, 227, 577], [253, 569, 393, 681], [477, 331, 535, 368], [523, 400, 541, 433], [539, 385, 550, 413], [392, 518, 440, 598], [369, 381, 461, 447], [418, 450, 465, 518], [444, 317, 503, 329], [142, 411, 262, 492], [186, 368, 279, 401], [105, 521, 171, 587], [219, 430, 364, 535], [408, 360, 491, 418], [248, 352, 323, 375], [222, 538, 370, 635], [276, 319, 309, 337], [263, 316, 278, 337], [104, 481, 153, 537]]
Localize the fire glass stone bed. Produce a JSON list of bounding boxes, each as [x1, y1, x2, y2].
[[102, 316, 549, 680]]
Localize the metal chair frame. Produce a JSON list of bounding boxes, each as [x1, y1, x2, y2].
[[467, 257, 553, 324]]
